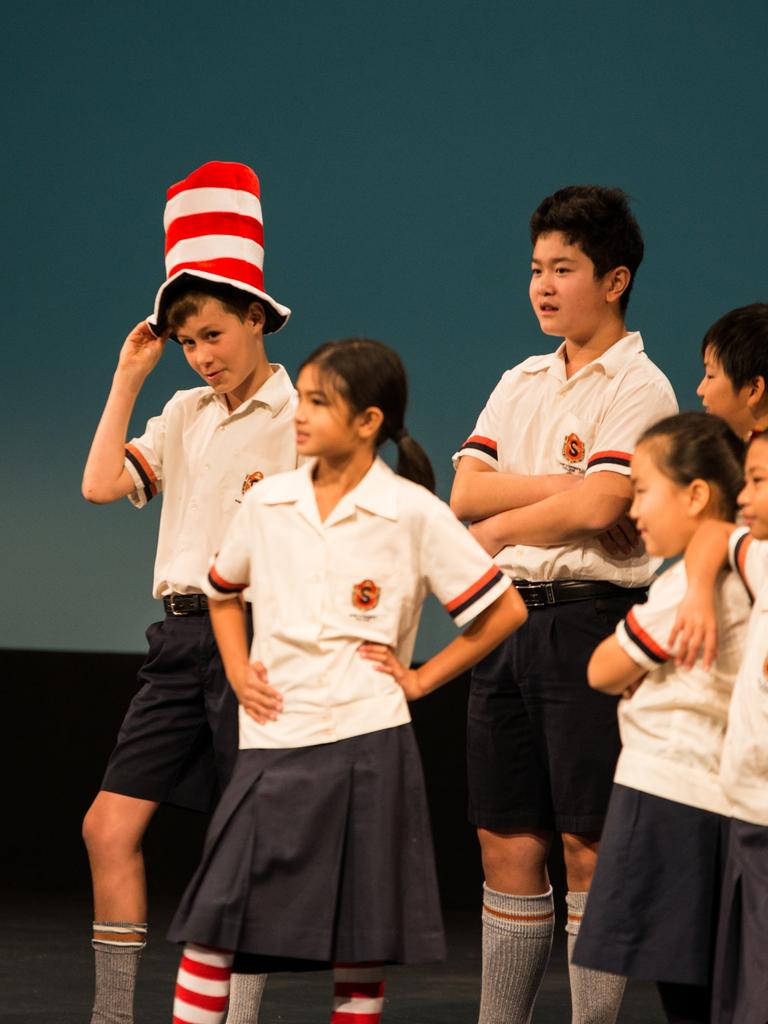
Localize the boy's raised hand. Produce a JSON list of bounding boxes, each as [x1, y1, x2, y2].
[[229, 660, 284, 724], [116, 320, 170, 388]]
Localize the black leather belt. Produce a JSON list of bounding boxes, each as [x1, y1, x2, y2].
[[512, 579, 647, 609], [163, 593, 209, 616]]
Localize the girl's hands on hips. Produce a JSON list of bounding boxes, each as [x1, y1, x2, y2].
[[230, 660, 284, 724], [358, 643, 424, 700]]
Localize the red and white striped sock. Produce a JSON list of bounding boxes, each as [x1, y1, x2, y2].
[[330, 963, 385, 1023], [172, 944, 233, 1024]]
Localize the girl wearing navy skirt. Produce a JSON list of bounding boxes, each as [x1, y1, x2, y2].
[[167, 338, 527, 1024], [570, 413, 749, 1024], [652, 429, 768, 1024]]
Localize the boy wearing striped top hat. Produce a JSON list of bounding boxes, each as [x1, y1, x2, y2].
[[81, 162, 294, 1024], [450, 185, 677, 1024]]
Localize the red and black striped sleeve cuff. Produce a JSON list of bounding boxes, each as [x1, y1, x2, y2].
[[587, 450, 632, 472], [444, 565, 505, 621], [460, 435, 498, 462], [733, 531, 755, 604], [624, 609, 671, 664], [125, 444, 159, 502], [207, 565, 247, 595]]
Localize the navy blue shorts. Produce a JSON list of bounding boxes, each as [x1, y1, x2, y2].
[[100, 613, 239, 813], [712, 818, 768, 1024], [573, 785, 727, 985], [467, 592, 636, 833]]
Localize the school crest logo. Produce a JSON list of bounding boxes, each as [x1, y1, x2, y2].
[[241, 471, 264, 495], [562, 433, 585, 463], [352, 579, 380, 611]]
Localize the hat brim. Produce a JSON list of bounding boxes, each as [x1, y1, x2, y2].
[[147, 269, 291, 339]]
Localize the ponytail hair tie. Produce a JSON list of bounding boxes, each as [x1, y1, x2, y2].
[[393, 427, 409, 444]]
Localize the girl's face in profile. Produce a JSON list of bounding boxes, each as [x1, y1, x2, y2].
[[629, 442, 701, 559], [294, 362, 362, 460], [739, 437, 768, 539]]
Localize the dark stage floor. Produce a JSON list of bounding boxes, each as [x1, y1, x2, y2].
[[3, 892, 665, 1023]]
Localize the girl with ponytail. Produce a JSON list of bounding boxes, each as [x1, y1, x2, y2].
[[166, 338, 527, 1024]]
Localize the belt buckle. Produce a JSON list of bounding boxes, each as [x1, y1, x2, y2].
[[167, 594, 187, 616], [544, 582, 556, 605]]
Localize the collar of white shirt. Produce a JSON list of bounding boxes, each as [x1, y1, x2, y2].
[[196, 363, 295, 418], [521, 331, 644, 381], [260, 456, 400, 529]]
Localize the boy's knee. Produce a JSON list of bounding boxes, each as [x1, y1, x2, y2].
[[82, 792, 151, 860], [478, 828, 551, 893], [562, 831, 600, 889]]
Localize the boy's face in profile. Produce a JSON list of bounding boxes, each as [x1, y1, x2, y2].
[[175, 298, 266, 410], [697, 347, 753, 438], [529, 231, 619, 345]]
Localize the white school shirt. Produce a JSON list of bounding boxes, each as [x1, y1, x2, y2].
[[720, 529, 768, 825], [453, 332, 677, 585], [202, 456, 511, 750], [612, 560, 750, 815], [123, 364, 297, 597]]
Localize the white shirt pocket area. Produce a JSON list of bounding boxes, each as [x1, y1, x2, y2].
[[320, 563, 417, 649]]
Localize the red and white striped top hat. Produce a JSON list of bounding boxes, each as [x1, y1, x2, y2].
[[148, 161, 291, 335]]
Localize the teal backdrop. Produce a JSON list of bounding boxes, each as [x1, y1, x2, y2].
[[2, 0, 766, 657]]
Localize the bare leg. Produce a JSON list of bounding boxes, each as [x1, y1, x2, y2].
[[82, 791, 159, 1023]]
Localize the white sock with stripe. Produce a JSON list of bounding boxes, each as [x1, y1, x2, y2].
[[566, 890, 626, 1024], [173, 945, 234, 1024], [331, 963, 385, 1023], [478, 883, 554, 1024]]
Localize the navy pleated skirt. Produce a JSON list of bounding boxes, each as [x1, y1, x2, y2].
[[573, 784, 728, 985], [168, 724, 446, 970]]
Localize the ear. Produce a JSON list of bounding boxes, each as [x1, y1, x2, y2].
[[604, 265, 631, 306], [687, 478, 713, 517], [247, 301, 266, 330], [745, 375, 767, 409], [356, 406, 385, 440]]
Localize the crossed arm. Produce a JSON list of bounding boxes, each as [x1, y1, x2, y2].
[[450, 455, 635, 555]]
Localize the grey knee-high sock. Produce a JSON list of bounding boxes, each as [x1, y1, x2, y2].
[[566, 891, 626, 1024], [90, 923, 147, 1024], [478, 883, 555, 1024], [225, 973, 268, 1023]]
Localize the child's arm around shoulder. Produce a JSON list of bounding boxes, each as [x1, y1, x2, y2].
[[82, 320, 169, 503], [668, 520, 738, 670]]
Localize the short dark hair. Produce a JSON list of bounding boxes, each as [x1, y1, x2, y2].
[[300, 338, 436, 493], [160, 274, 269, 337], [701, 303, 768, 391], [529, 185, 644, 312], [638, 411, 745, 520]]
